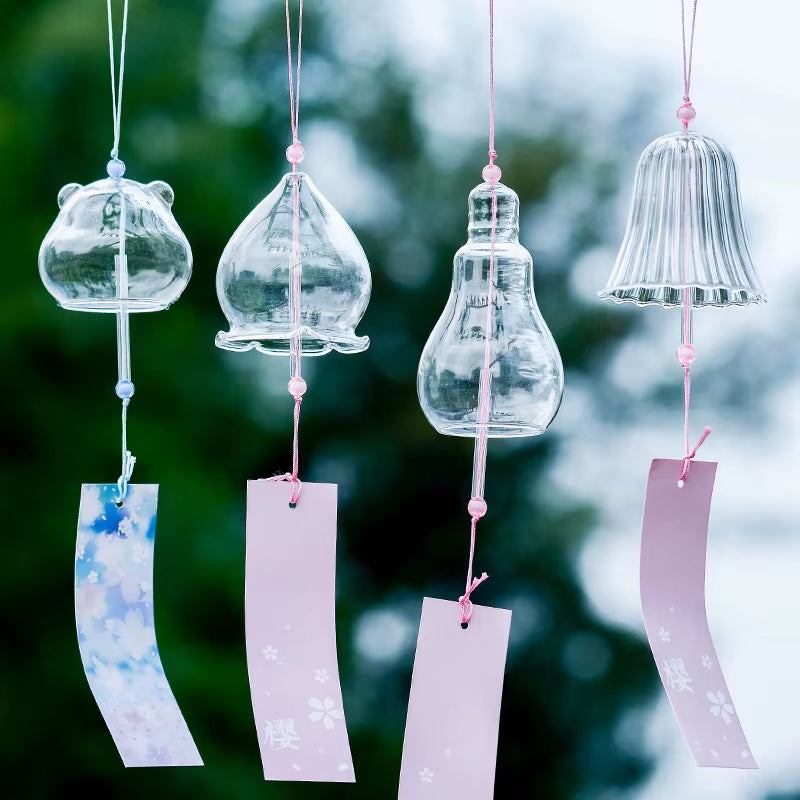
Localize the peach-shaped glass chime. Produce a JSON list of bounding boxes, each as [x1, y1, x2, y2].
[[216, 170, 371, 357]]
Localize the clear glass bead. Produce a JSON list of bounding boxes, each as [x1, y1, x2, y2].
[[39, 178, 191, 312], [600, 130, 766, 307], [417, 181, 564, 438], [215, 172, 371, 356]]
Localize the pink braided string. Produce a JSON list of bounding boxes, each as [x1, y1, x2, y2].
[[460, 0, 499, 623], [676, 0, 709, 485], [275, 0, 305, 507], [285, 0, 303, 153], [681, 0, 698, 104]]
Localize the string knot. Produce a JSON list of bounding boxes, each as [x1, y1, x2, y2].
[[459, 572, 489, 625], [266, 471, 303, 507], [116, 449, 136, 503], [678, 426, 711, 486]]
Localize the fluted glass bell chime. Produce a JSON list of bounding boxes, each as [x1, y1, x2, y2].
[[38, 0, 202, 768], [215, 0, 367, 784], [599, 0, 762, 770]]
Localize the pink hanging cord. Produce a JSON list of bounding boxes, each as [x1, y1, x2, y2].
[[268, 0, 306, 507], [677, 0, 698, 128], [461, 0, 503, 625], [675, 0, 708, 485]]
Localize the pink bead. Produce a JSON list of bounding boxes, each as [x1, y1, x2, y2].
[[288, 376, 307, 397], [467, 497, 488, 518], [481, 163, 502, 184], [676, 343, 696, 367], [286, 142, 305, 165], [677, 103, 696, 124]]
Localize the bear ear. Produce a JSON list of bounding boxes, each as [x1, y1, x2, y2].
[[57, 183, 82, 209], [148, 180, 174, 207]]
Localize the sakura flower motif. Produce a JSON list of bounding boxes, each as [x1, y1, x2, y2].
[[87, 570, 99, 584], [657, 626, 670, 643], [262, 645, 278, 661], [701, 654, 713, 670], [75, 532, 90, 560], [419, 767, 434, 783], [115, 608, 156, 661], [131, 543, 149, 564], [706, 690, 735, 725], [117, 517, 134, 537], [308, 697, 344, 730], [314, 668, 329, 684]]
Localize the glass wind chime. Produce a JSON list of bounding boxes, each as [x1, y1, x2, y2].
[[215, 0, 370, 784], [38, 0, 202, 768], [599, 0, 763, 769], [398, 2, 563, 797]]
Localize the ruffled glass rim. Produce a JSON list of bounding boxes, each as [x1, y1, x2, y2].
[[215, 325, 369, 356], [598, 283, 766, 308]]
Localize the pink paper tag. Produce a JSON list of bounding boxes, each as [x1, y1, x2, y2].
[[245, 480, 354, 782], [75, 484, 203, 767], [399, 598, 511, 798], [641, 459, 756, 768]]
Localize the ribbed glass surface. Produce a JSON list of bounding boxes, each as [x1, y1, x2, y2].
[[417, 182, 564, 438], [39, 179, 192, 313], [216, 172, 371, 356], [600, 131, 765, 308]]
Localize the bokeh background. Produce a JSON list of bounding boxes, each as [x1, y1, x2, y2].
[[3, 1, 800, 798]]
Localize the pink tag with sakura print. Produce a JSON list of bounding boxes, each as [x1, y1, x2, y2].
[[398, 598, 511, 798], [641, 459, 756, 768], [245, 480, 354, 782]]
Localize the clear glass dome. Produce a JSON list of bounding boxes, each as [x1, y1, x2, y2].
[[418, 181, 564, 438], [39, 178, 192, 312], [600, 130, 766, 308], [215, 172, 371, 356]]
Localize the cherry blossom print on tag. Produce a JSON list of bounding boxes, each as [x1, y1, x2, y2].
[[641, 459, 755, 768], [399, 598, 511, 798], [245, 480, 354, 782], [75, 484, 202, 767]]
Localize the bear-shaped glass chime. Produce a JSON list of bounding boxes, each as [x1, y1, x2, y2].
[[38, 0, 202, 769], [599, 0, 763, 770], [39, 0, 202, 767], [214, 0, 370, 783]]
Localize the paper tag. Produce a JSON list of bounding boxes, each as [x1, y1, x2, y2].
[[398, 598, 511, 798], [75, 484, 203, 767], [641, 459, 756, 768], [246, 481, 354, 782]]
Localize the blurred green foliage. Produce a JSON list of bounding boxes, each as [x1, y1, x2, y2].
[[0, 1, 657, 797]]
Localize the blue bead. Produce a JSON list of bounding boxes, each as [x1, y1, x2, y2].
[[107, 158, 126, 179], [115, 380, 135, 399]]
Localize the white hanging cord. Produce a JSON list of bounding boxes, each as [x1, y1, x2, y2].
[[107, 0, 129, 162], [107, 0, 134, 501]]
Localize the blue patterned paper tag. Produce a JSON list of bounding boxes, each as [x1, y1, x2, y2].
[[75, 484, 202, 767]]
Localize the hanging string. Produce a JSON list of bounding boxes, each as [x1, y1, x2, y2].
[[460, 0, 503, 626], [107, 0, 129, 162], [675, 0, 708, 486], [268, 0, 306, 507], [106, 0, 135, 502]]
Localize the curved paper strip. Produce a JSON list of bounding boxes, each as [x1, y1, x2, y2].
[[640, 460, 756, 768], [246, 481, 354, 782], [75, 484, 202, 767], [399, 598, 511, 798]]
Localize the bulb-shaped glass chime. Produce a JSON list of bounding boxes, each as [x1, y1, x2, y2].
[[216, 170, 371, 356], [418, 180, 563, 437], [600, 126, 765, 309]]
